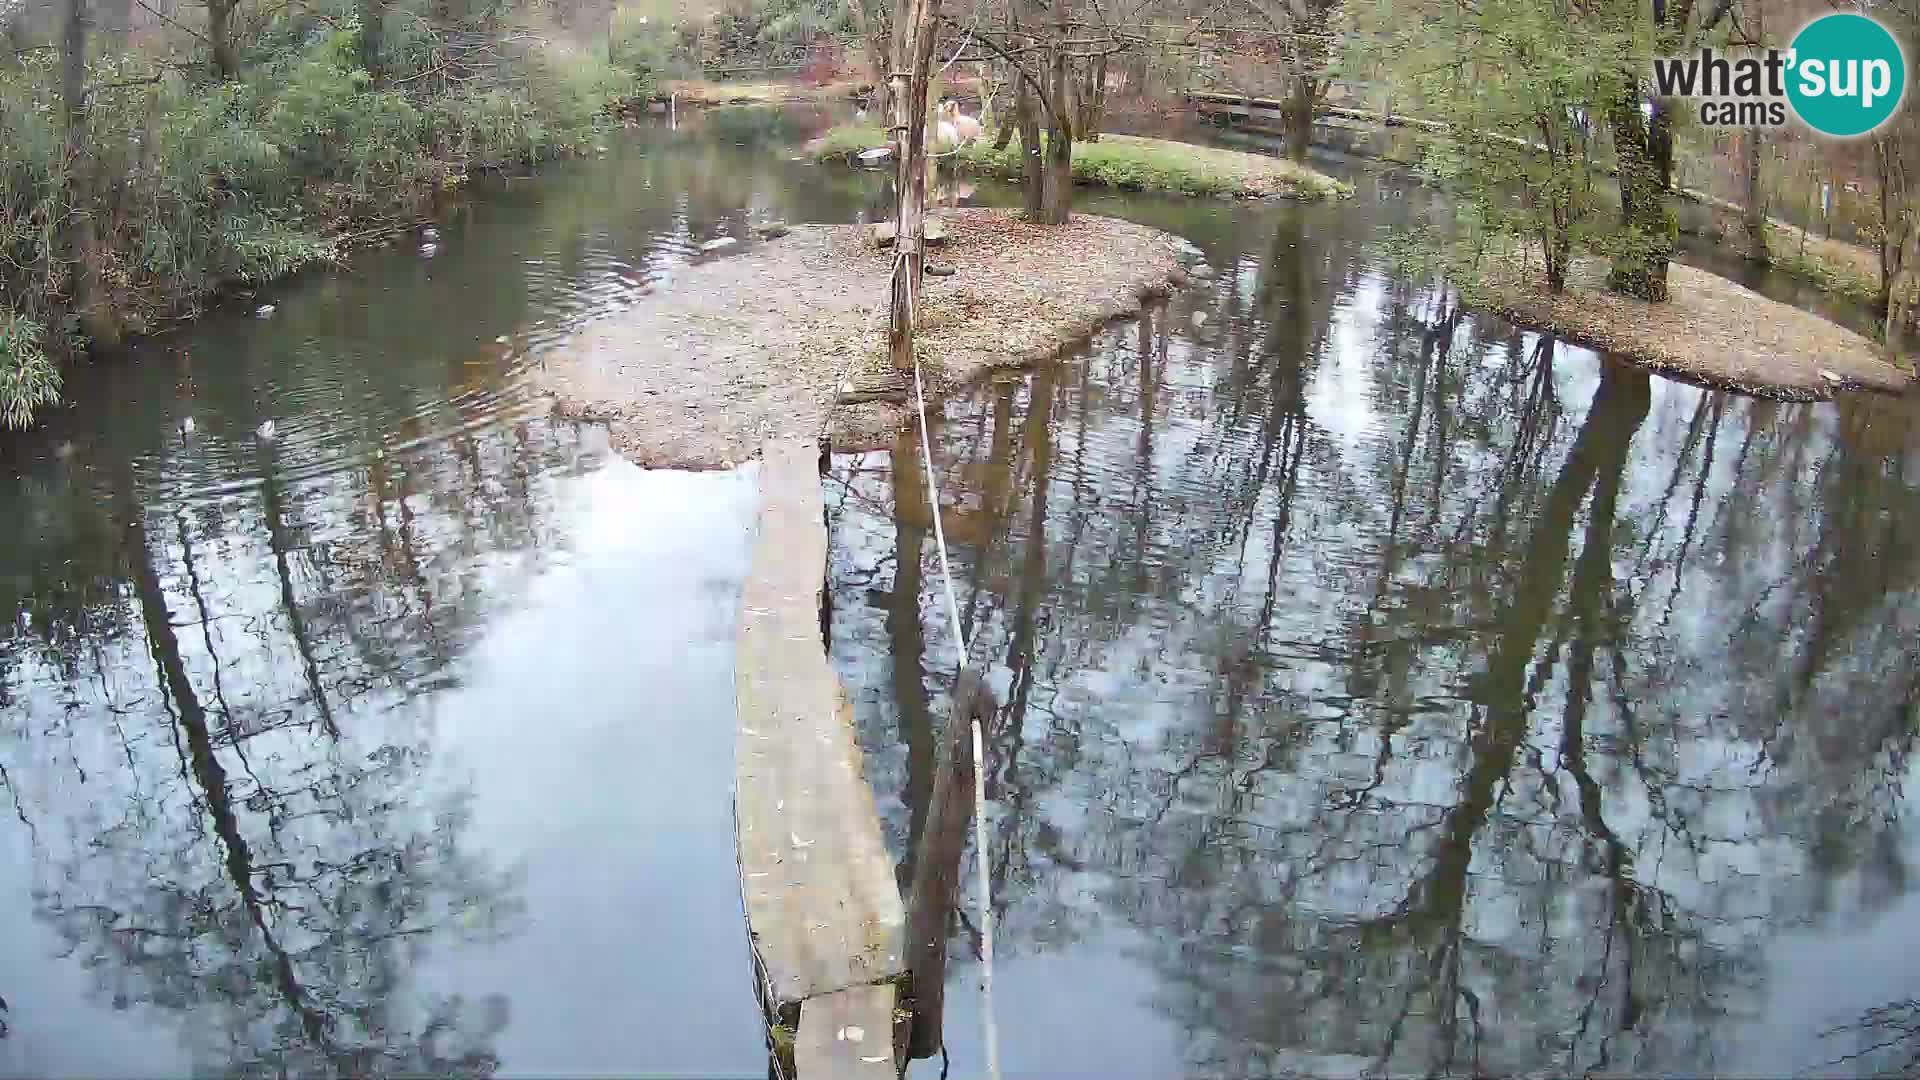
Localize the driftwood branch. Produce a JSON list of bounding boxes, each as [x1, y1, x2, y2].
[[904, 669, 996, 1062]]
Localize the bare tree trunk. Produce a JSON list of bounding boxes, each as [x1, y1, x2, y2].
[[1077, 53, 1106, 142], [61, 0, 120, 351], [1885, 193, 1920, 355], [1042, 109, 1072, 223], [1039, 13, 1073, 225], [1016, 73, 1043, 220], [360, 0, 385, 77], [1744, 128, 1768, 262], [886, 0, 940, 371], [208, 0, 235, 79], [849, 0, 893, 117], [1606, 89, 1673, 302], [904, 671, 994, 1061], [1284, 76, 1318, 163]]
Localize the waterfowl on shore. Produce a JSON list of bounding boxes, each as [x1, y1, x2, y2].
[[256, 419, 277, 440]]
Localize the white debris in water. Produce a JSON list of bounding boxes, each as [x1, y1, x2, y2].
[[700, 237, 739, 253], [255, 304, 276, 318], [857, 146, 893, 164]]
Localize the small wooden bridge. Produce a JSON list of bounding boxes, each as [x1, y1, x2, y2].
[[734, 439, 904, 1079]]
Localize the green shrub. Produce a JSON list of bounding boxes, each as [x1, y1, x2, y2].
[[0, 309, 59, 430], [0, 0, 635, 429], [803, 124, 1352, 200]]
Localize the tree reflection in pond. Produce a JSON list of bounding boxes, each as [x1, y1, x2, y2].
[[0, 410, 604, 1076], [828, 199, 1920, 1078]]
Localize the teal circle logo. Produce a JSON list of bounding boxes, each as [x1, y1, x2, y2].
[[1787, 13, 1907, 137]]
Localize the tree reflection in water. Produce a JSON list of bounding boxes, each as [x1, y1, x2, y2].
[[829, 195, 1920, 1077], [0, 408, 605, 1076]]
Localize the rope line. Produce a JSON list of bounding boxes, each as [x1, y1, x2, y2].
[[909, 346, 1001, 1080]]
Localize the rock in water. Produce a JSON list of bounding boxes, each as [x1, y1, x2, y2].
[[701, 237, 739, 253], [926, 262, 957, 277]]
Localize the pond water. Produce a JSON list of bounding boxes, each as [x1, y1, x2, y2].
[[0, 103, 1915, 1079]]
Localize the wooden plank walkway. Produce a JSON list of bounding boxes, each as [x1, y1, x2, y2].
[[735, 438, 904, 1078]]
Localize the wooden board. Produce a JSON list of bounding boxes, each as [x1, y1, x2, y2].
[[735, 439, 905, 1009], [795, 985, 898, 1080]]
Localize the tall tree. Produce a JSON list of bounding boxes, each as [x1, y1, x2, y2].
[[59, 0, 120, 349], [888, 0, 942, 370]]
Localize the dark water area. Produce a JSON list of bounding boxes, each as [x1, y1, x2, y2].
[[2, 100, 1917, 1079], [0, 105, 887, 1078], [825, 154, 1920, 1076]]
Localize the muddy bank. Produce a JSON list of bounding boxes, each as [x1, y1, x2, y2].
[[1486, 257, 1912, 401], [537, 209, 1183, 468]]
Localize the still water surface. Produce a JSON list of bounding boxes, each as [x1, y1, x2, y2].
[[1, 103, 1916, 1078]]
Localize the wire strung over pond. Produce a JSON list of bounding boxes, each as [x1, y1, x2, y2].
[[911, 351, 1002, 1080]]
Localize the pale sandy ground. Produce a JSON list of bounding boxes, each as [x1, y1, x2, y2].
[[1489, 257, 1913, 401], [537, 209, 1183, 468]]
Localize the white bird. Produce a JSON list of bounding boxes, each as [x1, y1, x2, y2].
[[420, 242, 439, 258], [422, 227, 441, 241], [938, 100, 983, 147], [256, 419, 277, 440], [181, 415, 195, 435], [255, 303, 276, 318]]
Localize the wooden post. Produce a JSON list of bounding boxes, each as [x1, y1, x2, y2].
[[887, 0, 942, 372], [904, 669, 995, 1060]]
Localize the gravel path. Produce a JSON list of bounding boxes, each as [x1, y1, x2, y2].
[[538, 209, 1184, 468]]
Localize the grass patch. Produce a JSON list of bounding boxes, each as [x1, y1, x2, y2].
[[1766, 226, 1883, 307], [664, 79, 863, 105], [804, 125, 1351, 200]]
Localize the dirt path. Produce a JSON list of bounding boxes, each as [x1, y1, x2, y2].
[[538, 209, 1183, 468]]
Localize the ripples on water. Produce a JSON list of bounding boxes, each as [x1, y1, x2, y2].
[[828, 183, 1920, 1078], [3, 98, 1917, 1080], [0, 104, 877, 1079]]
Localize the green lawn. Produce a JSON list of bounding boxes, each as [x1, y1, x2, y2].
[[805, 125, 1351, 200]]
